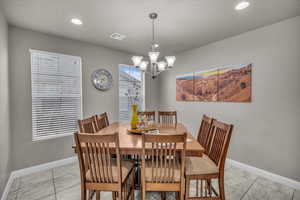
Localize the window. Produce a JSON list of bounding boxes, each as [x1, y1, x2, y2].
[[119, 64, 145, 122], [30, 49, 82, 141]]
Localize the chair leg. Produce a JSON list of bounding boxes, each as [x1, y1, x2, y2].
[[131, 189, 135, 200], [175, 192, 179, 200], [112, 192, 117, 200], [161, 192, 166, 200], [131, 171, 135, 200], [96, 191, 100, 200], [207, 179, 212, 197], [180, 190, 184, 200], [118, 190, 122, 200], [219, 175, 225, 200], [141, 185, 146, 200], [80, 183, 86, 200], [88, 190, 96, 200], [185, 177, 190, 200]]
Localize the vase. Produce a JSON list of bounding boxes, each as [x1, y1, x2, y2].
[[130, 104, 138, 129]]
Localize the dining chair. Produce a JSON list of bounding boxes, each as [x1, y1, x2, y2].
[[94, 112, 110, 131], [158, 111, 177, 126], [141, 133, 187, 200], [74, 132, 135, 200], [185, 120, 233, 200], [138, 111, 156, 122], [197, 115, 214, 153], [78, 116, 97, 133]]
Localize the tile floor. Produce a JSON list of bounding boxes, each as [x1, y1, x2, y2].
[[6, 161, 299, 200]]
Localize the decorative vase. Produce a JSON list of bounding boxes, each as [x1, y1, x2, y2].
[[130, 104, 139, 129]]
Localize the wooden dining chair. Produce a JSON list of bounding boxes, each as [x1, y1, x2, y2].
[[94, 112, 110, 131], [74, 132, 135, 200], [141, 133, 187, 200], [158, 111, 177, 127], [185, 120, 233, 200], [197, 115, 214, 153], [138, 111, 156, 122], [78, 116, 97, 133]]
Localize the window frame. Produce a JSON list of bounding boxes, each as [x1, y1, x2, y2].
[[30, 49, 83, 141]]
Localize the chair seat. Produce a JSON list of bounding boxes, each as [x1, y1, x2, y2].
[[86, 159, 134, 183], [145, 161, 181, 182], [186, 155, 219, 175]]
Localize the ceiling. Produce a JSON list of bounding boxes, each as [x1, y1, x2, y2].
[[1, 0, 300, 55]]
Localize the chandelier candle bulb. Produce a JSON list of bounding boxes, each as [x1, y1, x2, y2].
[[139, 61, 149, 71], [158, 61, 167, 71], [132, 56, 143, 66], [149, 52, 160, 63], [165, 56, 176, 68]]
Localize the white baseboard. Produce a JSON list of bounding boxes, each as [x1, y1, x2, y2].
[[1, 156, 77, 200], [226, 158, 300, 190]]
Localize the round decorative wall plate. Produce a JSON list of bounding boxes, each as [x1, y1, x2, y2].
[[91, 69, 113, 91]]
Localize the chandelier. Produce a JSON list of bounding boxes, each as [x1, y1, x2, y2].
[[131, 13, 176, 79]]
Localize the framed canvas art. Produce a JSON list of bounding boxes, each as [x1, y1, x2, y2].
[[218, 64, 252, 102], [176, 73, 195, 101], [194, 68, 218, 101], [175, 63, 252, 102]]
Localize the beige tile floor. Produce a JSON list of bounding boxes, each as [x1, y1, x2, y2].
[[6, 161, 299, 200]]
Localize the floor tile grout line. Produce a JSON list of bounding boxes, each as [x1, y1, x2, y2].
[[239, 177, 258, 200], [52, 169, 58, 200]]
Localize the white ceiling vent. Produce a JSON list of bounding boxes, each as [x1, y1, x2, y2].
[[110, 33, 126, 40]]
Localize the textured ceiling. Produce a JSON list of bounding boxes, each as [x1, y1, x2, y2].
[[1, 0, 300, 55]]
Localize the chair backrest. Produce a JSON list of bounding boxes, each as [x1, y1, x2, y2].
[[141, 133, 186, 183], [138, 111, 156, 121], [74, 132, 122, 184], [94, 112, 109, 131], [158, 111, 177, 125], [197, 115, 214, 153], [78, 116, 97, 133], [207, 120, 233, 169]]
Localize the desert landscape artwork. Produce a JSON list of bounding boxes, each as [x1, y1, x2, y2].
[[194, 68, 218, 101], [218, 64, 252, 102], [176, 73, 195, 101], [176, 63, 252, 102]]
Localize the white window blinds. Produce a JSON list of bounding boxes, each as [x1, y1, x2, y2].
[[119, 64, 145, 122], [30, 50, 82, 141]]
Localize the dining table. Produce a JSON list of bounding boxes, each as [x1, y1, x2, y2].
[[72, 122, 204, 157]]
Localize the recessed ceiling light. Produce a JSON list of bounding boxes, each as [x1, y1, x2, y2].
[[110, 33, 126, 40], [235, 1, 250, 10], [70, 18, 83, 25]]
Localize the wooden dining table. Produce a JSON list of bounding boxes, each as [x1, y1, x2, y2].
[[72, 122, 204, 157]]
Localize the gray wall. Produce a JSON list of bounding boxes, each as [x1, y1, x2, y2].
[[8, 26, 141, 170], [145, 75, 160, 111], [0, 9, 10, 195], [158, 16, 300, 181]]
